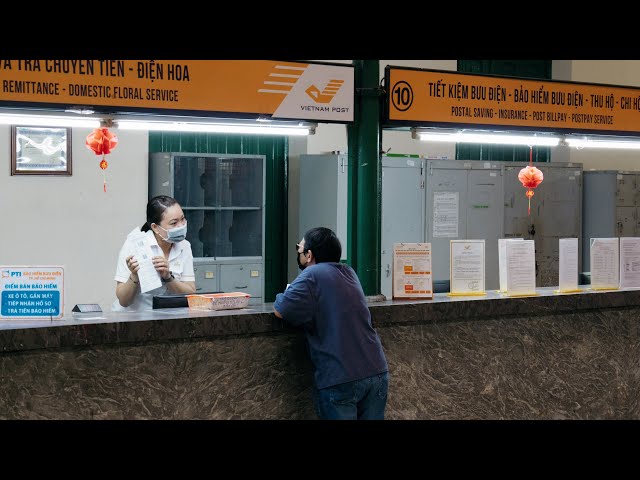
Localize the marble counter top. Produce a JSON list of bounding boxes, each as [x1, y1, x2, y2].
[[1, 286, 637, 354], [3, 285, 640, 419]]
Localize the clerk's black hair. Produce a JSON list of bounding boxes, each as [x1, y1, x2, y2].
[[141, 195, 179, 232], [303, 227, 341, 263]]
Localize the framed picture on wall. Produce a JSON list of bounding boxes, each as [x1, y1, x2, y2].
[[11, 125, 72, 175]]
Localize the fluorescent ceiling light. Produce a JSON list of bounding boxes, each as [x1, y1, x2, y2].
[[116, 120, 314, 136], [414, 128, 560, 147], [0, 111, 314, 135], [565, 135, 640, 150], [0, 114, 100, 129], [65, 107, 95, 115]]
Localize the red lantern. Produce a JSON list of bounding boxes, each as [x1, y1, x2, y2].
[[518, 146, 543, 216], [86, 127, 118, 192]]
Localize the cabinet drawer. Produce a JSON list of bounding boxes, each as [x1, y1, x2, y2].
[[194, 264, 219, 293], [219, 263, 262, 299]]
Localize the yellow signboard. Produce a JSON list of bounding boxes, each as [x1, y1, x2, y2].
[[0, 60, 354, 122], [386, 67, 640, 134]]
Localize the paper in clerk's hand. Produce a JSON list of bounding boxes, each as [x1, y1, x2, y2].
[[128, 229, 163, 293]]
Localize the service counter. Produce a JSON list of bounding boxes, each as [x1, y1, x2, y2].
[[1, 287, 639, 419]]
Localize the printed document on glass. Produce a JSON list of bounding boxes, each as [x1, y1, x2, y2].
[[128, 229, 162, 293], [432, 192, 458, 238], [505, 239, 536, 296], [619, 237, 640, 289], [558, 238, 579, 292], [392, 243, 433, 299], [498, 238, 522, 293], [449, 239, 485, 295], [590, 238, 619, 290]]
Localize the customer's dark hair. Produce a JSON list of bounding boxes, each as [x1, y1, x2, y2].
[[303, 227, 341, 263], [141, 195, 179, 232]]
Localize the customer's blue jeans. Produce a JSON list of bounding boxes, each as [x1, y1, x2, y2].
[[313, 372, 389, 420]]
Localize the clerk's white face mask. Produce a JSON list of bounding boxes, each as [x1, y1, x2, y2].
[[157, 221, 187, 243]]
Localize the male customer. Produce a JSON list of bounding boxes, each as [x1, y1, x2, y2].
[[273, 227, 389, 420]]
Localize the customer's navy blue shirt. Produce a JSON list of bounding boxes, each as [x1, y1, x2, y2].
[[274, 262, 388, 389]]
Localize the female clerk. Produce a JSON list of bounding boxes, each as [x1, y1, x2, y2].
[[112, 195, 196, 312]]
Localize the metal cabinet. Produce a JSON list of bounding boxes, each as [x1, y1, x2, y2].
[[503, 162, 583, 287], [193, 259, 219, 292], [380, 155, 425, 299], [583, 170, 639, 273], [149, 152, 265, 304], [425, 160, 504, 290], [297, 154, 584, 293], [298, 153, 349, 261], [219, 263, 263, 297], [299, 153, 425, 298]]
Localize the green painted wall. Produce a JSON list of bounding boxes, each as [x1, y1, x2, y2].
[[149, 132, 288, 302]]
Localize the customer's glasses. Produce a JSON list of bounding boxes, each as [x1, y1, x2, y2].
[[295, 243, 302, 253]]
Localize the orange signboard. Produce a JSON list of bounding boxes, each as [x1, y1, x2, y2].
[[386, 67, 640, 135], [0, 60, 354, 122]]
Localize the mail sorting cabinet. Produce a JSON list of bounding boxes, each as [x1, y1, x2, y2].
[[380, 155, 425, 299], [298, 153, 349, 262], [582, 170, 640, 273], [425, 159, 504, 291], [194, 259, 263, 299], [503, 162, 583, 287], [299, 153, 424, 299], [149, 152, 265, 304]]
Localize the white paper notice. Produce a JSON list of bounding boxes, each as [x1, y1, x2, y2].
[[558, 238, 579, 292], [128, 230, 163, 293], [433, 192, 458, 238], [619, 237, 640, 289], [498, 238, 522, 292], [392, 243, 433, 299], [505, 239, 536, 296], [590, 238, 619, 289], [450, 240, 485, 294]]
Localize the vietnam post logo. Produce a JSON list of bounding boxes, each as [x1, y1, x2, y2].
[[258, 63, 352, 121], [258, 65, 344, 103], [258, 65, 307, 96], [305, 80, 344, 103]]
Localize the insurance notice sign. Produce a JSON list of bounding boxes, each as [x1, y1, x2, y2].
[[1, 266, 64, 319]]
